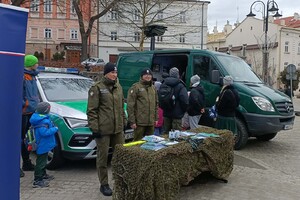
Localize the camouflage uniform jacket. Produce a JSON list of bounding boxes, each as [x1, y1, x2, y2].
[[87, 77, 125, 137], [127, 80, 158, 126]]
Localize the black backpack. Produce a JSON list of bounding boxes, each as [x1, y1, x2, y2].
[[158, 83, 175, 110]]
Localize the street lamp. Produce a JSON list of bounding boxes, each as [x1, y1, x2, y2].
[[144, 25, 167, 50], [246, 0, 282, 84]]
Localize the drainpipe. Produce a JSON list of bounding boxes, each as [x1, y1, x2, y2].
[[201, 2, 204, 49], [278, 27, 282, 88]]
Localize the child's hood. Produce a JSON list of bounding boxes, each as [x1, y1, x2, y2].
[[29, 113, 49, 126]]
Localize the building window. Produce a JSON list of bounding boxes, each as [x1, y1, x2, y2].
[[111, 8, 118, 20], [30, 27, 38, 38], [285, 41, 289, 53], [71, 1, 76, 13], [134, 32, 140, 42], [179, 34, 185, 43], [298, 43, 300, 54], [133, 9, 140, 21], [44, 28, 52, 39], [157, 11, 163, 20], [70, 29, 78, 40], [179, 11, 186, 23], [30, 0, 39, 12], [157, 36, 163, 42], [44, 0, 52, 12], [111, 31, 117, 40]]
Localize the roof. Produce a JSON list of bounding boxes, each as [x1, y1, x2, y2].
[[274, 16, 300, 28]]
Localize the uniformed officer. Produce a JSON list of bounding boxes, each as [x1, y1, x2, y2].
[[87, 62, 126, 196], [127, 68, 158, 141]]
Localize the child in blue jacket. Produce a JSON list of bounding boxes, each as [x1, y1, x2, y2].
[[29, 102, 58, 188]]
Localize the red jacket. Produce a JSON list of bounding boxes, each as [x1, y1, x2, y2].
[[155, 107, 164, 128]]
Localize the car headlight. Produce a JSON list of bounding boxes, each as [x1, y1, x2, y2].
[[65, 117, 88, 129], [252, 97, 275, 112]]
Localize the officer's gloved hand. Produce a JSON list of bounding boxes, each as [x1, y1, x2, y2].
[[92, 132, 102, 138]]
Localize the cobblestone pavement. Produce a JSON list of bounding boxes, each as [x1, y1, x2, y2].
[[20, 98, 300, 200]]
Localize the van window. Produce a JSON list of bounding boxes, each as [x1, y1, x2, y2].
[[217, 55, 262, 83], [193, 55, 217, 81], [152, 54, 188, 82]]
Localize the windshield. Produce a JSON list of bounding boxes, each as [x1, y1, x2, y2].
[[217, 55, 262, 83], [39, 78, 94, 102]]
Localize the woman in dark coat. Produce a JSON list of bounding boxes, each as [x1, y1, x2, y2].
[[215, 76, 240, 135]]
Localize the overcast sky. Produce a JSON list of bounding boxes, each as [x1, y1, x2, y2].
[[207, 0, 300, 32]]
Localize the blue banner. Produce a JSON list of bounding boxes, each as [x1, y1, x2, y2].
[[0, 3, 29, 200]]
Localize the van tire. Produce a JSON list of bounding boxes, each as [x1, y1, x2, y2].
[[235, 118, 248, 150], [47, 135, 65, 170], [256, 133, 277, 141]]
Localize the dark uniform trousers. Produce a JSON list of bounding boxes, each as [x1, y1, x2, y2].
[[95, 132, 124, 185], [133, 126, 154, 141], [163, 117, 182, 134]]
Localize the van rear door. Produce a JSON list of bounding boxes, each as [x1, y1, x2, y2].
[[117, 53, 153, 98]]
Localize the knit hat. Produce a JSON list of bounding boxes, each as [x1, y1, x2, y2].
[[154, 81, 161, 91], [169, 67, 179, 78], [104, 62, 117, 75], [36, 102, 51, 114], [223, 75, 233, 86], [140, 68, 152, 77], [24, 55, 38, 68], [190, 74, 200, 85]]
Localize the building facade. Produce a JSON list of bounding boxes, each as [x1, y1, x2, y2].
[[1, 0, 97, 63], [98, 0, 210, 63], [209, 15, 300, 87]]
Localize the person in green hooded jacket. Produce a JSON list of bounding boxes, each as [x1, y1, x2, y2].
[[87, 63, 126, 197], [127, 68, 158, 141]]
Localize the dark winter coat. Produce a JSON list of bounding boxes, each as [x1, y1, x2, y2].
[[161, 77, 188, 119], [87, 77, 126, 137], [187, 84, 205, 116], [127, 79, 158, 126], [216, 85, 240, 117], [23, 69, 40, 114]]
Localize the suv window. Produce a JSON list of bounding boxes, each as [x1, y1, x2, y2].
[[193, 55, 218, 81], [39, 78, 94, 102]]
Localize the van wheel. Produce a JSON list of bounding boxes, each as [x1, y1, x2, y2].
[[256, 133, 277, 141], [47, 136, 65, 170], [235, 118, 248, 150]]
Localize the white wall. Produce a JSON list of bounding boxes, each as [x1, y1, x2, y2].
[[98, 1, 209, 62]]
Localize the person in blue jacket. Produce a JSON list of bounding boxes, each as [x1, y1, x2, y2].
[[29, 102, 58, 188], [21, 55, 40, 177]]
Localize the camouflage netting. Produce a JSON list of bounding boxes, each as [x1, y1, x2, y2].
[[112, 126, 234, 200]]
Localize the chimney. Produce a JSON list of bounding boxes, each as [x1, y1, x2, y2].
[[294, 12, 299, 20], [280, 20, 285, 26]]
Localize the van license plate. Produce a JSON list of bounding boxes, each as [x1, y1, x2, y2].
[[284, 124, 293, 130]]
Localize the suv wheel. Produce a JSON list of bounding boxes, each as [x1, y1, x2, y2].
[[47, 135, 65, 170]]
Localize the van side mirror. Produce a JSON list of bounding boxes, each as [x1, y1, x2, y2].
[[211, 70, 220, 84]]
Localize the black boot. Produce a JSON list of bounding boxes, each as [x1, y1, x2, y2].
[[100, 184, 112, 196], [22, 159, 35, 171]]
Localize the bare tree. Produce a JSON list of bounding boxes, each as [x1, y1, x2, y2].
[[102, 0, 202, 51], [72, 0, 119, 61], [11, 0, 118, 61]]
